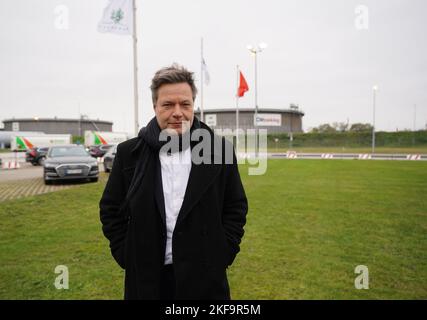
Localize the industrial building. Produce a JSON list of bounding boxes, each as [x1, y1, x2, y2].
[[194, 105, 304, 134], [2, 117, 113, 136]]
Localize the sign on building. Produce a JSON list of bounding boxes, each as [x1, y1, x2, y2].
[[254, 114, 281, 126], [205, 114, 217, 127], [12, 122, 20, 131]]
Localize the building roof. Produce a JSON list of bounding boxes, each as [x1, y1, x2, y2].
[[3, 118, 113, 125], [194, 108, 304, 116]]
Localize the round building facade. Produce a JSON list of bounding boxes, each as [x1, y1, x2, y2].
[[194, 107, 304, 134], [2, 118, 113, 136]]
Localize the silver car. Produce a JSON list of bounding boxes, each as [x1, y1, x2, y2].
[[103, 144, 117, 173], [43, 145, 99, 185]]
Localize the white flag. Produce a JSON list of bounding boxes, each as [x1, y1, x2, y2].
[[202, 58, 210, 85], [98, 0, 133, 35]]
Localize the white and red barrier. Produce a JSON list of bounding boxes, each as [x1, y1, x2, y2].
[[407, 154, 421, 161], [286, 151, 298, 159], [359, 154, 372, 160], [1, 161, 21, 169], [321, 154, 334, 159]]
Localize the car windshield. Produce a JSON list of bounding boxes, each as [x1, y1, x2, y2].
[[50, 147, 89, 157]]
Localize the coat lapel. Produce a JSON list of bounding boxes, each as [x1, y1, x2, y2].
[[175, 131, 225, 226], [176, 160, 221, 226]]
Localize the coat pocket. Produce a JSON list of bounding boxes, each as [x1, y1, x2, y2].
[[112, 243, 126, 269]]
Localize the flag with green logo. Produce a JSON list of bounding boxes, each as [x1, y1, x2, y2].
[[98, 0, 133, 35]]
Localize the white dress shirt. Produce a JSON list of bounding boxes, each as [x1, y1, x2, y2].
[[159, 147, 192, 265]]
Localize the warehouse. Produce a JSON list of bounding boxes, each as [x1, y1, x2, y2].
[[2, 117, 113, 136], [194, 105, 304, 134]]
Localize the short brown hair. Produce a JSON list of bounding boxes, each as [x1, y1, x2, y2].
[[150, 63, 198, 106]]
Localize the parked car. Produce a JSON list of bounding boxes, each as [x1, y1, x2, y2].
[[43, 145, 99, 185], [103, 144, 117, 173], [25, 147, 49, 166], [88, 144, 114, 158]]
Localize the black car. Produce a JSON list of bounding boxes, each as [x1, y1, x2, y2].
[[103, 144, 117, 173], [26, 147, 49, 166], [43, 145, 99, 185], [88, 144, 114, 158]]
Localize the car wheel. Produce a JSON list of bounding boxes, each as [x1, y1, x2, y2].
[[44, 179, 51, 185], [104, 167, 110, 173], [90, 177, 98, 183]]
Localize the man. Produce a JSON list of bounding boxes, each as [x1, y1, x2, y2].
[[99, 64, 248, 300]]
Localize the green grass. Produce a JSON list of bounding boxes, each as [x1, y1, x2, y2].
[[0, 161, 426, 299], [231, 160, 427, 299], [0, 175, 123, 299]]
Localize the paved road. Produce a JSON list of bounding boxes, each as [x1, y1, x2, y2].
[[0, 172, 109, 202], [0, 163, 43, 182], [0, 159, 106, 182], [0, 152, 26, 161], [0, 177, 77, 202]]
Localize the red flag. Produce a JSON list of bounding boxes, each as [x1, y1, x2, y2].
[[237, 71, 249, 97]]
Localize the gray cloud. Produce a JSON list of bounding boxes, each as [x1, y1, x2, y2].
[[0, 0, 426, 135]]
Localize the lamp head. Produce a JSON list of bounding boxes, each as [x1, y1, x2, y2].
[[259, 42, 268, 50]]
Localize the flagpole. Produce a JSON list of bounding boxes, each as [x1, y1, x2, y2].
[[132, 0, 139, 137], [200, 37, 204, 123], [236, 65, 240, 150]]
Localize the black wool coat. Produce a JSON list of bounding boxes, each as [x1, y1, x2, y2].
[[99, 122, 248, 300]]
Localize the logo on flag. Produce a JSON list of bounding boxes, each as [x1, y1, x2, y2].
[[98, 0, 133, 35], [111, 9, 124, 23]]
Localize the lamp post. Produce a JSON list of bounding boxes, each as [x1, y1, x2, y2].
[[247, 42, 267, 155], [372, 85, 378, 154]]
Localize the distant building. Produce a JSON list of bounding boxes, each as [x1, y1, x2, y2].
[[194, 105, 304, 134], [2, 117, 113, 136]]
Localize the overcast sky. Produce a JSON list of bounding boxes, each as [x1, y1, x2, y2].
[[1, 0, 426, 135]]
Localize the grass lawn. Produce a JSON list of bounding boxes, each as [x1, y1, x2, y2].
[[0, 161, 426, 299]]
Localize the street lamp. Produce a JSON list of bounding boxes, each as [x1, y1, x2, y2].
[[372, 85, 378, 154], [247, 42, 267, 155]]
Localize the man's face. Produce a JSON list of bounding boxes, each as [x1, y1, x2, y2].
[[154, 82, 194, 134], [154, 82, 194, 135]]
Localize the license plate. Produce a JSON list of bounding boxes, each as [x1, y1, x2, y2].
[[67, 169, 82, 174]]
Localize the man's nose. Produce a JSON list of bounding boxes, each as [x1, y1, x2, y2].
[[172, 104, 183, 117]]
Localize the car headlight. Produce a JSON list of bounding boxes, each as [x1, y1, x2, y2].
[[44, 163, 58, 168], [89, 161, 98, 167]]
